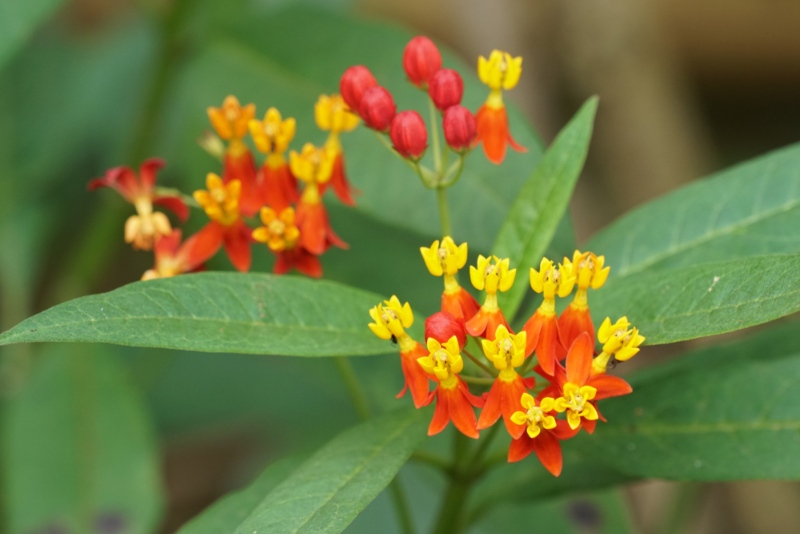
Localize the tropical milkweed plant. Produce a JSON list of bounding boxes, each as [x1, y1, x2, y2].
[[1, 3, 799, 534]]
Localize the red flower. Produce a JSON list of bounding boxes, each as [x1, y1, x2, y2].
[[88, 158, 188, 250]]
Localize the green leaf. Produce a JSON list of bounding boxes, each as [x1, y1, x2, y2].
[[594, 329, 800, 479], [472, 489, 634, 534], [588, 143, 800, 279], [494, 97, 597, 317], [592, 254, 800, 345], [179, 408, 426, 534], [159, 5, 544, 254], [3, 345, 163, 533], [0, 0, 66, 70], [179, 455, 306, 534], [0, 273, 392, 356]]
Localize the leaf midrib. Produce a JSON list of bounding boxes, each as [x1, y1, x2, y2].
[[239, 413, 419, 534], [612, 186, 800, 279]]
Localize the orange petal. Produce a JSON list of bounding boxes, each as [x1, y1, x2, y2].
[[223, 220, 252, 272], [558, 304, 595, 352], [183, 222, 224, 269], [465, 308, 491, 338], [476, 379, 503, 431], [588, 374, 633, 400], [329, 152, 359, 206], [565, 332, 594, 386], [428, 388, 451, 436], [223, 150, 259, 217], [508, 434, 536, 463], [532, 430, 563, 477], [448, 387, 480, 439], [153, 195, 189, 222], [400, 344, 432, 408]]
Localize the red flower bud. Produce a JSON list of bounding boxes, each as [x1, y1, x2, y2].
[[340, 65, 378, 112], [358, 86, 396, 131], [443, 105, 477, 151], [425, 311, 466, 349], [390, 111, 428, 159], [428, 69, 463, 111], [403, 36, 442, 87]]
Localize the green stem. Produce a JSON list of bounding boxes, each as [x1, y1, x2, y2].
[[333, 357, 371, 420], [410, 450, 451, 473], [462, 349, 494, 377], [460, 375, 494, 386], [436, 187, 452, 237], [428, 97, 442, 175], [431, 432, 472, 534], [333, 357, 415, 534]]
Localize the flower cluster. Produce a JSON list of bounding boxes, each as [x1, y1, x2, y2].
[[89, 95, 359, 280], [369, 240, 645, 476], [340, 36, 526, 187]]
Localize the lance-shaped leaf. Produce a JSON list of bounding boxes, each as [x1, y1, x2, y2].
[[494, 97, 597, 317], [592, 254, 800, 345], [3, 346, 163, 534], [0, 273, 392, 356], [180, 408, 426, 534], [588, 143, 800, 279]]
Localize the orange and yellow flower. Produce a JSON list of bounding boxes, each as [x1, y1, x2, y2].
[[591, 316, 645, 376], [207, 96, 261, 217], [252, 206, 321, 278], [507, 393, 577, 476], [477, 325, 534, 438], [465, 255, 516, 340], [315, 94, 361, 206], [193, 173, 253, 272], [369, 297, 431, 408], [522, 257, 575, 375], [475, 50, 526, 164], [420, 237, 480, 322], [558, 251, 610, 349], [249, 107, 299, 212], [417, 335, 484, 438], [88, 158, 188, 250], [290, 143, 348, 255], [141, 227, 221, 281]]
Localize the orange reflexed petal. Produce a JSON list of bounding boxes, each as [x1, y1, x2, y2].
[[222, 219, 253, 272], [328, 152, 359, 206], [223, 151, 260, 217], [558, 304, 595, 351], [522, 311, 565, 375], [475, 105, 527, 165], [399, 343, 432, 408], [565, 332, 594, 386]]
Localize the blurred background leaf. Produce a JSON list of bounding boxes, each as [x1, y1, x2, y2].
[[2, 345, 163, 534], [0, 0, 67, 70]]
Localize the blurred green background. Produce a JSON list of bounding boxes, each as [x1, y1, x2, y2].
[[1, 0, 799, 533]]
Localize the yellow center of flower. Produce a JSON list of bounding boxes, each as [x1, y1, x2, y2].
[[470, 254, 516, 295], [290, 143, 335, 187], [554, 383, 598, 430], [420, 236, 468, 278], [418, 336, 464, 389], [481, 325, 526, 381], [368, 296, 415, 341], [530, 257, 575, 303], [249, 107, 296, 155], [207, 95, 255, 140], [510, 393, 557, 438], [124, 197, 172, 251], [252, 207, 300, 252], [193, 173, 240, 226], [315, 94, 360, 134]]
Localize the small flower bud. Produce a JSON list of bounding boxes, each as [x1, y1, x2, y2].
[[390, 111, 428, 159], [358, 86, 396, 131], [340, 65, 378, 112], [428, 69, 463, 111], [443, 105, 477, 151], [403, 36, 442, 87], [425, 311, 466, 349]]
